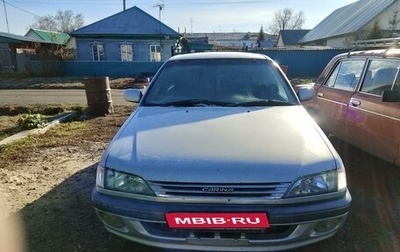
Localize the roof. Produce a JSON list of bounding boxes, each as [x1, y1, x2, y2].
[[0, 31, 45, 43], [279, 30, 310, 45], [170, 52, 270, 61], [185, 36, 209, 44], [339, 48, 400, 58], [187, 32, 275, 41], [299, 0, 396, 43], [26, 28, 70, 45], [70, 6, 179, 38]]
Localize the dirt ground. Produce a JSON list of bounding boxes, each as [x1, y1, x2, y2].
[[0, 77, 159, 252], [0, 78, 399, 252], [0, 105, 161, 252]]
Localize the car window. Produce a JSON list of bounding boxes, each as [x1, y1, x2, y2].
[[324, 60, 365, 91], [143, 59, 298, 106], [395, 73, 400, 91], [360, 59, 400, 95]]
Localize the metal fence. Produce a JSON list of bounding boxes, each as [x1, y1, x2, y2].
[[252, 48, 350, 78], [25, 48, 351, 79], [0, 44, 14, 72]]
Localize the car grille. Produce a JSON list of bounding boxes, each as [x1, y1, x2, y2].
[[148, 181, 291, 199], [141, 222, 295, 240]]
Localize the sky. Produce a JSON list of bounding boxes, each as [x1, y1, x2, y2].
[[1, 0, 358, 36]]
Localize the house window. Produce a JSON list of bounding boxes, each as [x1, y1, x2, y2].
[[120, 44, 133, 62], [91, 43, 104, 61], [150, 44, 161, 62]]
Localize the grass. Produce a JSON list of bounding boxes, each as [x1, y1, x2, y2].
[[0, 105, 133, 171], [0, 115, 20, 140], [0, 121, 92, 170], [0, 104, 89, 164], [0, 104, 87, 141], [40, 121, 90, 143], [0, 104, 86, 116]]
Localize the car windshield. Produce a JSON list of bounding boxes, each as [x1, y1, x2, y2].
[[142, 58, 298, 107]]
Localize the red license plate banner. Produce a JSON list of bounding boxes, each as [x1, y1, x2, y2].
[[165, 213, 270, 229]]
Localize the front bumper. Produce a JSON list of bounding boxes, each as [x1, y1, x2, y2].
[[92, 188, 351, 251]]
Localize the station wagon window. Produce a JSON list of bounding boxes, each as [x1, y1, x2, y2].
[[150, 44, 161, 62], [120, 44, 133, 62], [360, 60, 400, 95], [324, 60, 365, 91], [91, 43, 105, 61]]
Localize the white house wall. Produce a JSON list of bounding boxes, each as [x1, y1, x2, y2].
[[25, 31, 41, 41], [326, 37, 348, 48], [372, 2, 400, 30], [66, 37, 76, 49]]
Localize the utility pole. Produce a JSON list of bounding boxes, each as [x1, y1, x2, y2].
[[123, 0, 126, 10], [153, 1, 165, 58], [3, 0, 10, 33]]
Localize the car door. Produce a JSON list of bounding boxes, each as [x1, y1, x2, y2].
[[345, 59, 400, 164], [314, 59, 366, 138]]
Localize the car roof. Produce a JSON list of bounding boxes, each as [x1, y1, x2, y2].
[[169, 52, 271, 61], [338, 48, 400, 58]]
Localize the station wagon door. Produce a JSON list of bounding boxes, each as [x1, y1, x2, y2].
[[345, 59, 400, 164], [314, 59, 365, 138]]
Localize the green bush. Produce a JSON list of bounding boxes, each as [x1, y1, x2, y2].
[[18, 114, 48, 130]]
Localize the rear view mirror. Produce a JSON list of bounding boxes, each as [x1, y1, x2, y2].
[[297, 86, 315, 102], [382, 90, 400, 102], [124, 89, 143, 103]]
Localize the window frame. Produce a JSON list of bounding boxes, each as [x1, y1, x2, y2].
[[91, 42, 105, 61], [120, 43, 133, 62], [149, 44, 161, 62], [359, 59, 400, 96], [323, 59, 365, 91]]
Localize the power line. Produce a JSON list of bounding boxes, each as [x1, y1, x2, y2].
[[4, 0, 40, 18]]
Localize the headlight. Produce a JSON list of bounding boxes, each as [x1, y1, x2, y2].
[[285, 170, 346, 198], [96, 165, 155, 196]]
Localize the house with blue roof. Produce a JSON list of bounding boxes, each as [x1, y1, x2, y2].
[[276, 30, 311, 47], [70, 6, 180, 62], [299, 0, 400, 48]]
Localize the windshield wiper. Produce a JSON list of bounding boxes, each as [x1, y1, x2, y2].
[[159, 99, 232, 107], [230, 100, 295, 107]]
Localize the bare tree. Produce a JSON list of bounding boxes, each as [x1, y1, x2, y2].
[[269, 8, 305, 35], [55, 10, 84, 33], [31, 10, 84, 33], [32, 15, 58, 31]]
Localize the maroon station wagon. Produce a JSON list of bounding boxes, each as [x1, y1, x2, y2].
[[301, 49, 400, 167]]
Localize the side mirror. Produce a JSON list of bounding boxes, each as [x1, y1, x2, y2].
[[297, 86, 315, 102], [382, 90, 400, 102], [124, 89, 143, 103]]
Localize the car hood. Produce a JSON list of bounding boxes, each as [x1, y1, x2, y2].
[[102, 106, 339, 183]]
